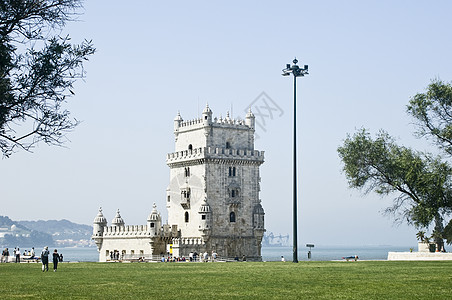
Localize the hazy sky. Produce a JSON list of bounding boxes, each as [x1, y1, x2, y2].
[[3, 0, 452, 247]]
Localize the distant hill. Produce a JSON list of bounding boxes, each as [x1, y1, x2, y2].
[[0, 216, 54, 248], [0, 216, 93, 248], [17, 219, 92, 241]]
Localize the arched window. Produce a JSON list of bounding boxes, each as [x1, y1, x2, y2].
[[226, 142, 231, 149], [188, 144, 193, 151], [229, 212, 236, 223], [228, 166, 236, 177], [185, 212, 189, 223], [185, 167, 190, 177]]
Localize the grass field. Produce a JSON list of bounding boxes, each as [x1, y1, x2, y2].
[[1, 261, 451, 299]]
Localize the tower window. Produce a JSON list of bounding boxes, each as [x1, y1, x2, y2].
[[150, 223, 155, 228], [201, 214, 206, 220], [231, 190, 236, 197], [185, 167, 190, 177], [167, 195, 170, 202], [188, 144, 193, 151], [228, 166, 236, 177], [226, 142, 231, 149], [230, 212, 236, 223], [181, 189, 190, 199], [185, 212, 189, 223]]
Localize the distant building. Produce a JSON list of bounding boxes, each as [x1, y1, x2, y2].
[[92, 105, 265, 261]]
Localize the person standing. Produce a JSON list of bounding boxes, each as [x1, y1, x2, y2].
[[15, 248, 20, 263], [41, 246, 49, 272], [52, 249, 59, 272], [4, 248, 9, 263], [30, 247, 35, 259]]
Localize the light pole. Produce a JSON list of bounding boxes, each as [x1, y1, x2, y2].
[[282, 58, 308, 263]]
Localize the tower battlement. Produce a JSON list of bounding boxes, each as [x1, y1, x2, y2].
[[176, 115, 251, 131], [166, 146, 264, 166]]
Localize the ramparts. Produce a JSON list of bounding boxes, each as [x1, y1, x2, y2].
[[167, 147, 264, 165]]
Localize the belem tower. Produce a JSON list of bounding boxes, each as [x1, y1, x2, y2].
[[92, 105, 265, 261]]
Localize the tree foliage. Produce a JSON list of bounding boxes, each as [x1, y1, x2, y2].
[[408, 80, 452, 156], [338, 129, 452, 228], [338, 80, 452, 246], [0, 0, 95, 157]]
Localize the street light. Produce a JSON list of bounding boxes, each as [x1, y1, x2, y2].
[[282, 58, 308, 263]]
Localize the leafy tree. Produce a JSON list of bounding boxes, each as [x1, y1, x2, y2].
[[0, 0, 95, 157], [407, 80, 452, 156], [338, 81, 452, 249]]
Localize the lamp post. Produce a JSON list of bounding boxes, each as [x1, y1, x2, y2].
[[282, 58, 308, 263]]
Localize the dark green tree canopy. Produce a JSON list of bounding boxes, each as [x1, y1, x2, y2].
[[338, 129, 452, 228], [0, 0, 95, 157], [338, 80, 452, 246], [408, 80, 452, 156]]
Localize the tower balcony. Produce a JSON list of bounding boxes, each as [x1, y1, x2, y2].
[[166, 147, 264, 166]]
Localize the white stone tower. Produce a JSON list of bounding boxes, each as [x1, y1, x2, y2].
[[166, 104, 265, 260]]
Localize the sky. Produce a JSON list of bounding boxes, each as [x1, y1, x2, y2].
[[3, 0, 452, 247]]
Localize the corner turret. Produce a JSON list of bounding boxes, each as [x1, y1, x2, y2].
[[111, 209, 125, 227], [92, 207, 107, 251], [147, 203, 162, 236], [93, 207, 107, 235], [198, 198, 212, 236], [174, 111, 183, 132], [253, 203, 265, 230], [202, 104, 212, 125], [245, 108, 255, 129]]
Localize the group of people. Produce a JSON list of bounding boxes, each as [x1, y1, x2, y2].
[[2, 246, 64, 272], [109, 251, 120, 260], [40, 246, 62, 272], [159, 251, 219, 263], [1, 247, 36, 263]]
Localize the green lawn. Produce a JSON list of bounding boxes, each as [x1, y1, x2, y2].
[[1, 261, 451, 299]]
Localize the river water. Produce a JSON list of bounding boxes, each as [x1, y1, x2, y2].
[[54, 245, 415, 262]]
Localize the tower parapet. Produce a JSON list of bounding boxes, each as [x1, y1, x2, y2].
[[166, 146, 264, 167]]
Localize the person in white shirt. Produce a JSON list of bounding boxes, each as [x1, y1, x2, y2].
[[15, 248, 20, 263]]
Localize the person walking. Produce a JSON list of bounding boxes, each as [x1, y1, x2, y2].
[[4, 248, 9, 263], [15, 248, 20, 263], [52, 249, 59, 272], [41, 246, 49, 272]]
